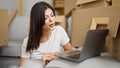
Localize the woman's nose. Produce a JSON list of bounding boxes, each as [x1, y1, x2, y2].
[[49, 17, 53, 22]]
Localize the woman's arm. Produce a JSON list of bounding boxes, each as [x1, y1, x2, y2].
[[63, 42, 73, 52], [19, 58, 28, 67], [41, 42, 72, 65]]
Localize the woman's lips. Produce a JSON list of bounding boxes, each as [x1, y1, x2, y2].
[[49, 23, 55, 27]]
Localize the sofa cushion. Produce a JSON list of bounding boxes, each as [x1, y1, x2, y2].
[[0, 41, 22, 57]]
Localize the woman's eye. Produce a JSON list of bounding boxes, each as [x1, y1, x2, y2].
[[45, 18, 47, 20], [51, 14, 54, 17]]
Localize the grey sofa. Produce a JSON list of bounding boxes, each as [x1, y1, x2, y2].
[[0, 16, 29, 57]]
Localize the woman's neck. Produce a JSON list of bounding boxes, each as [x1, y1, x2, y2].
[[40, 30, 52, 43]]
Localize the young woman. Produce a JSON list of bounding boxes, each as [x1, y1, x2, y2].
[[20, 1, 72, 68]]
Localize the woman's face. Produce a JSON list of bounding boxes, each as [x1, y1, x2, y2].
[[43, 8, 55, 31]]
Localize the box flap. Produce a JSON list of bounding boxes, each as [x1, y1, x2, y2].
[[64, 0, 77, 17], [76, 0, 99, 5], [8, 9, 18, 27]]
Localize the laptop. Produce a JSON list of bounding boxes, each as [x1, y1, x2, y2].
[[56, 29, 109, 62]]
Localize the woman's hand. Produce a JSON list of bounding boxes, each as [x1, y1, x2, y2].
[[41, 51, 71, 65], [42, 53, 57, 65]]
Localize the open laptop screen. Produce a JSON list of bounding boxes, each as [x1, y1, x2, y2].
[[56, 29, 109, 62]]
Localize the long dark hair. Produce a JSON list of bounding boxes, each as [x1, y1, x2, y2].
[[26, 1, 55, 52]]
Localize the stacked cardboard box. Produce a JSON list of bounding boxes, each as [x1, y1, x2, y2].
[[71, 6, 120, 47], [0, 9, 9, 46], [113, 27, 120, 61], [64, 0, 77, 18], [54, 0, 64, 8], [112, 0, 120, 6], [64, 0, 120, 61], [53, 0, 64, 15], [65, 0, 111, 47], [76, 0, 111, 9], [55, 15, 66, 30], [107, 15, 120, 61]]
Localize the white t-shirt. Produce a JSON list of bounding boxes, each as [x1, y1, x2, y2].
[[21, 26, 70, 59]]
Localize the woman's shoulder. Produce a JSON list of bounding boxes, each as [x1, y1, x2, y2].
[[22, 36, 28, 47], [55, 25, 64, 31], [24, 36, 28, 41], [53, 26, 66, 35], [23, 36, 28, 44]]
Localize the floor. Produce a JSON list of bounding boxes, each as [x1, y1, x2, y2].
[[0, 56, 20, 68]]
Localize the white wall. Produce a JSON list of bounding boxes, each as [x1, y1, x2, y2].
[[23, 0, 53, 16], [0, 0, 53, 16], [0, 0, 19, 15]]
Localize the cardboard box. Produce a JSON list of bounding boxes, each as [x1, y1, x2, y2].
[[90, 17, 109, 30], [113, 27, 120, 61], [0, 9, 9, 46], [112, 0, 120, 6], [71, 6, 120, 47], [76, 0, 111, 9], [105, 36, 113, 52], [64, 0, 77, 17], [76, 0, 98, 5], [55, 15, 66, 30], [54, 0, 64, 8]]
